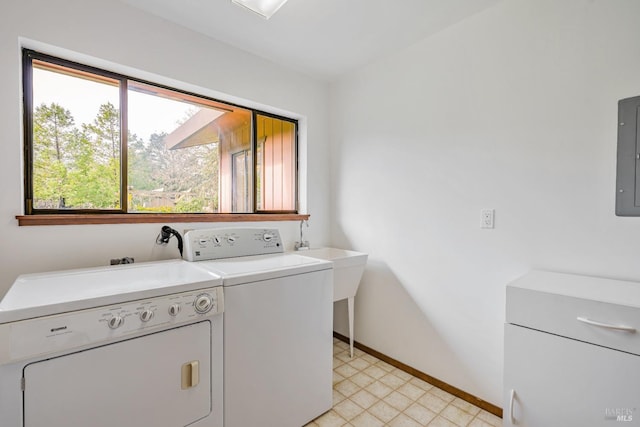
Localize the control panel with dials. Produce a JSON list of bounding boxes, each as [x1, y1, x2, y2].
[[1, 286, 223, 364], [183, 228, 283, 261]]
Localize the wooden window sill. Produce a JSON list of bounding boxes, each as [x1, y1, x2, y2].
[[16, 213, 310, 226]]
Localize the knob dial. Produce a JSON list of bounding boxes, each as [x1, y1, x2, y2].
[[194, 293, 214, 314], [108, 315, 124, 329], [140, 309, 154, 322], [213, 236, 221, 246], [263, 233, 274, 242], [226, 236, 236, 244], [168, 304, 181, 316]]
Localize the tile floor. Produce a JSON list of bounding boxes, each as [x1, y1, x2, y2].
[[307, 338, 503, 427]]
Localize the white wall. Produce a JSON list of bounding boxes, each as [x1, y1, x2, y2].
[[330, 0, 640, 406], [0, 0, 330, 292]]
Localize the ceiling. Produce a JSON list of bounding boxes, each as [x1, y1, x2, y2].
[[119, 0, 501, 81]]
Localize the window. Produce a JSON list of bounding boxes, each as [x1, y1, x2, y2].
[[22, 49, 298, 220]]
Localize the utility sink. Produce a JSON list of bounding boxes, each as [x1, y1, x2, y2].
[[302, 248, 367, 301], [302, 248, 367, 357]]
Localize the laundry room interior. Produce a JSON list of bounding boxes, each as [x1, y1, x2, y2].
[[1, 1, 640, 426]]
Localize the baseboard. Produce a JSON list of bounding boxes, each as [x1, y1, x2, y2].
[[333, 331, 503, 419]]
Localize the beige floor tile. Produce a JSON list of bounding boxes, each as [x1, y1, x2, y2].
[[335, 351, 353, 363], [315, 410, 348, 427], [388, 413, 424, 427], [380, 373, 407, 389], [363, 364, 387, 380], [348, 357, 371, 371], [350, 372, 376, 388], [353, 348, 366, 357], [365, 380, 393, 399], [450, 398, 481, 416], [333, 399, 364, 421], [476, 410, 502, 427], [428, 416, 458, 427], [418, 392, 449, 413], [335, 340, 349, 350], [335, 379, 360, 398], [333, 389, 347, 406], [468, 418, 494, 427], [335, 363, 359, 378], [368, 400, 401, 423], [392, 368, 414, 381], [397, 382, 427, 401], [404, 402, 437, 425], [361, 353, 380, 364], [429, 387, 455, 403], [409, 376, 434, 392], [316, 342, 498, 427], [383, 391, 413, 412], [441, 404, 474, 426], [350, 389, 379, 409], [350, 411, 385, 427], [376, 360, 395, 372]]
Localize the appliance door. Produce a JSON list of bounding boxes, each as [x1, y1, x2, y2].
[[224, 269, 333, 427], [504, 324, 640, 426], [23, 322, 212, 427]]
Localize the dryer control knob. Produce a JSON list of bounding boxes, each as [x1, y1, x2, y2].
[[194, 294, 214, 314], [168, 304, 181, 316], [108, 315, 124, 329], [263, 233, 274, 242], [140, 309, 154, 322]]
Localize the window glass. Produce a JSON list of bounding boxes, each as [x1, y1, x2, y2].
[[31, 60, 121, 209], [256, 114, 296, 211], [127, 81, 238, 213]]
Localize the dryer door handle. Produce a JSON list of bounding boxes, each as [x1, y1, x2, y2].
[[181, 360, 200, 389]]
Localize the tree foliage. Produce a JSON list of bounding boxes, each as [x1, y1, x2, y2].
[[32, 102, 219, 212]]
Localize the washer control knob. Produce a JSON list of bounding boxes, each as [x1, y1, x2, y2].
[[168, 304, 181, 316], [140, 309, 154, 322], [263, 233, 274, 242], [194, 294, 214, 314], [108, 315, 124, 329], [226, 236, 236, 244], [213, 236, 221, 246]]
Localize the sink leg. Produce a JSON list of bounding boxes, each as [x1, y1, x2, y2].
[[348, 296, 355, 358]]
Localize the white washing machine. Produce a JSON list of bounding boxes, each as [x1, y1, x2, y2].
[[184, 227, 334, 427], [0, 259, 224, 427]]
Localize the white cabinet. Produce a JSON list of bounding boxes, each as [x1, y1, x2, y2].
[[504, 271, 640, 427], [504, 324, 640, 426]]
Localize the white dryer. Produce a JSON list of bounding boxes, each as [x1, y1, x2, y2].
[[184, 227, 333, 427], [0, 260, 224, 427]]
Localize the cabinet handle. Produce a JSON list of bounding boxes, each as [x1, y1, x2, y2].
[[576, 317, 636, 333], [509, 389, 516, 424]]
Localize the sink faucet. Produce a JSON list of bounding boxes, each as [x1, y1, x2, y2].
[[295, 220, 310, 251]]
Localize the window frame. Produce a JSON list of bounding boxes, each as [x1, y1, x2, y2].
[[20, 49, 301, 224], [253, 110, 299, 214]]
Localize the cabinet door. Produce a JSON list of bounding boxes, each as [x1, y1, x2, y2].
[[504, 324, 640, 427]]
